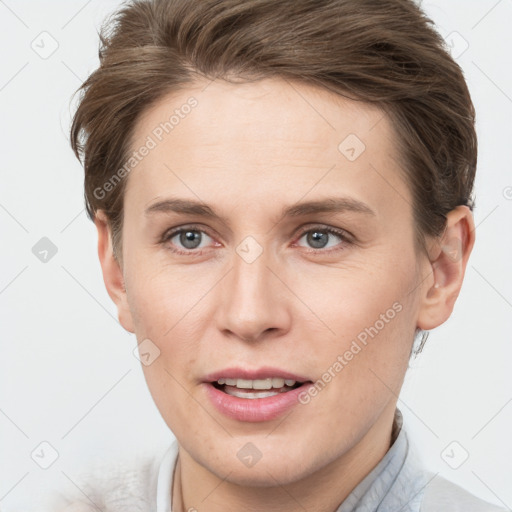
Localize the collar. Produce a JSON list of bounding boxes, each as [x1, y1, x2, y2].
[[337, 408, 427, 512]]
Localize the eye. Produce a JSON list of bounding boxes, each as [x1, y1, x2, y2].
[[160, 224, 352, 256], [161, 225, 216, 255], [294, 226, 351, 253]]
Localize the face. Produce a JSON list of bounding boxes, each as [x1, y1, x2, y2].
[[108, 77, 434, 485]]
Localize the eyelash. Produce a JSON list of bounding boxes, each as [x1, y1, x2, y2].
[[160, 224, 353, 256]]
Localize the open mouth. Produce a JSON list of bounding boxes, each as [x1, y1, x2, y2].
[[204, 371, 314, 421], [211, 377, 305, 399]]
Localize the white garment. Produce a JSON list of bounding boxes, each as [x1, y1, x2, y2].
[[156, 442, 178, 512], [40, 409, 507, 512]]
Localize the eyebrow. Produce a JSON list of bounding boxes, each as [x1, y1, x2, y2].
[[144, 196, 375, 221]]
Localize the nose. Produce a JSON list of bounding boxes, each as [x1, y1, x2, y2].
[[215, 243, 291, 343]]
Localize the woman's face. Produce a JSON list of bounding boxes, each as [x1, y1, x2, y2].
[[113, 77, 433, 485]]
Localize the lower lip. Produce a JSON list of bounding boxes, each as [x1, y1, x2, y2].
[[203, 382, 313, 422]]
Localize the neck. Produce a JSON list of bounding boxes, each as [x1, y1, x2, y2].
[[172, 406, 396, 512]]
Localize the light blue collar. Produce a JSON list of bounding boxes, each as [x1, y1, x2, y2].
[[337, 408, 426, 512]]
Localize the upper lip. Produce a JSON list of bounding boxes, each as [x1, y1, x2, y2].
[[204, 367, 310, 383]]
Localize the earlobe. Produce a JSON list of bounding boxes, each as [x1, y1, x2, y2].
[[94, 210, 135, 333], [417, 205, 475, 331]]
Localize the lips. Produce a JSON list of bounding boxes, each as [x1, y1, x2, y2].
[[202, 367, 313, 422], [203, 367, 310, 383]]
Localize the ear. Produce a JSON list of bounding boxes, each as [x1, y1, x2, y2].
[[417, 205, 475, 330], [94, 210, 135, 333]]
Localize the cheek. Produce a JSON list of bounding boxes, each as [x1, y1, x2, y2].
[[304, 255, 419, 392], [124, 263, 213, 409], [302, 255, 417, 340], [124, 255, 213, 339], [130, 269, 204, 421], [303, 282, 417, 446]]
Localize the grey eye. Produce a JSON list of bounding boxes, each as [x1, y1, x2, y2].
[[166, 229, 213, 251], [297, 229, 344, 250], [307, 231, 329, 249], [179, 230, 202, 249]]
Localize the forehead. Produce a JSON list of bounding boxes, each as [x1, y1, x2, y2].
[[132, 76, 393, 155], [125, 77, 410, 219]]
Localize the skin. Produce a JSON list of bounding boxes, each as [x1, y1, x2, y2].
[[95, 77, 475, 512]]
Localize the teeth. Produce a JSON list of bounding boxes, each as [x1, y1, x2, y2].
[[216, 378, 297, 389], [272, 378, 285, 388], [224, 389, 280, 399], [252, 378, 272, 390]]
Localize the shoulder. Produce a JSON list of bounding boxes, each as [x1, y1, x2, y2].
[[43, 449, 164, 512], [421, 473, 508, 512]]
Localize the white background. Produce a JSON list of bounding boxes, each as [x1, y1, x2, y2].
[[1, 0, 511, 510]]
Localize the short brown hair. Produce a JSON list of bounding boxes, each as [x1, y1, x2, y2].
[[70, 0, 477, 260]]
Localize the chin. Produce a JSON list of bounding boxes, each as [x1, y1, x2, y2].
[[219, 461, 310, 488], [199, 439, 326, 488]]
